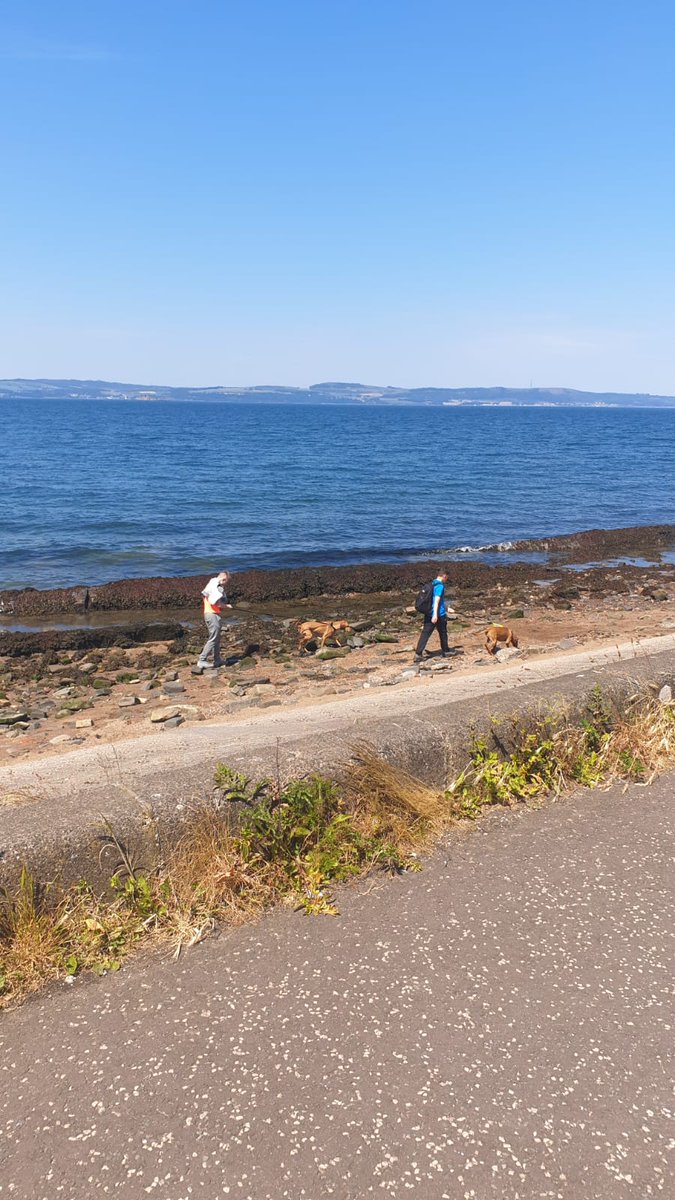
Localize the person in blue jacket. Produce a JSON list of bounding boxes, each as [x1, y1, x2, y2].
[[414, 571, 453, 663]]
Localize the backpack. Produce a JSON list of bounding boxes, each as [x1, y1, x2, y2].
[[414, 580, 435, 615]]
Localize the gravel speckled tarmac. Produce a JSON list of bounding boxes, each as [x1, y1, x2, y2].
[[1, 776, 673, 1199]]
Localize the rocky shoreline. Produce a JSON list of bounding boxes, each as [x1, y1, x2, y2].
[[1, 524, 673, 624], [0, 520, 673, 766]]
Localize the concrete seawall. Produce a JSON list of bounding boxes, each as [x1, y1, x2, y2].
[[1, 634, 674, 888]]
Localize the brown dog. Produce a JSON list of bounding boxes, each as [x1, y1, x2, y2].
[[297, 619, 352, 653], [484, 624, 519, 655]]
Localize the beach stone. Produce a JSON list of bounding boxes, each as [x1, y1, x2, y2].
[[658, 684, 672, 705], [160, 715, 184, 730], [429, 660, 452, 671], [118, 696, 140, 708], [373, 633, 398, 643], [315, 648, 350, 660], [0, 711, 29, 726], [77, 662, 97, 674], [164, 670, 178, 681], [495, 646, 522, 662], [347, 637, 365, 648], [400, 668, 420, 679], [558, 637, 577, 650], [47, 664, 65, 674], [49, 734, 72, 745], [75, 718, 94, 729], [162, 682, 186, 695], [53, 685, 74, 698], [191, 665, 205, 676], [150, 706, 180, 723]]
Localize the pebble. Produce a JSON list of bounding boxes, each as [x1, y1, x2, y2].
[[658, 683, 672, 704], [118, 696, 140, 708], [49, 734, 72, 745], [162, 682, 186, 695], [75, 718, 94, 728]]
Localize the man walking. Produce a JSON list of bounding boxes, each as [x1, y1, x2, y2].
[[414, 570, 453, 663], [197, 570, 232, 670]]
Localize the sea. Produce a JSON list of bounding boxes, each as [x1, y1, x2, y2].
[[1, 399, 674, 590]]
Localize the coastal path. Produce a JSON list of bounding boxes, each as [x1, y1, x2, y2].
[[1, 771, 673, 1199]]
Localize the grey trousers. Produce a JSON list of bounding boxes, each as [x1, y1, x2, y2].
[[199, 613, 222, 665]]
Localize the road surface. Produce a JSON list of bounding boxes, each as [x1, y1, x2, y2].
[[1, 775, 673, 1198]]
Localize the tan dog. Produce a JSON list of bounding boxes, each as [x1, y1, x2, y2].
[[485, 624, 519, 655], [297, 619, 352, 653]]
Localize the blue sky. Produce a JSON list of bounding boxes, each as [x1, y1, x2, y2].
[[1, 0, 674, 391]]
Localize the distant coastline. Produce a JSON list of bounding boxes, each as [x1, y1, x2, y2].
[[2, 378, 675, 408]]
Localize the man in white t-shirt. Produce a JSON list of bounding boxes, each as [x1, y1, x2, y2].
[[197, 570, 232, 669]]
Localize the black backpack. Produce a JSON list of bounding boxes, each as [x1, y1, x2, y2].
[[414, 580, 435, 615]]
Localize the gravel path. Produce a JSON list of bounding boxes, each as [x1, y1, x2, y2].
[[1, 775, 673, 1199]]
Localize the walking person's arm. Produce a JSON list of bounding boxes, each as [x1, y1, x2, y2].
[[431, 583, 441, 623]]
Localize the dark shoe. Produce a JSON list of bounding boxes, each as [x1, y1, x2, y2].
[[413, 655, 423, 664]]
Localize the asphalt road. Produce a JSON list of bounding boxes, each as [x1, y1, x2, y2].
[[1, 775, 673, 1199]]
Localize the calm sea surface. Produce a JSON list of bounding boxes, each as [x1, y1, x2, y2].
[[1, 400, 674, 590]]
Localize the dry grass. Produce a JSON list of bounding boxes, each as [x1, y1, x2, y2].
[[1, 684, 673, 1010], [344, 741, 451, 850]]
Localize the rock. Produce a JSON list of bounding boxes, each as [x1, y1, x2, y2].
[[150, 706, 181, 723], [118, 696, 140, 708], [658, 684, 672, 705], [508, 609, 525, 620], [53, 685, 74, 698], [494, 646, 522, 662], [92, 678, 111, 690], [75, 718, 94, 728], [49, 734, 72, 745], [399, 668, 420, 679], [47, 664, 65, 674], [347, 637, 365, 648], [315, 648, 350, 660], [164, 670, 178, 682], [251, 684, 276, 696], [405, 605, 417, 615], [372, 633, 398, 643], [143, 680, 158, 691], [92, 687, 112, 697], [191, 664, 205, 676], [160, 715, 184, 729], [350, 620, 374, 632], [0, 711, 29, 726], [162, 682, 186, 695], [558, 637, 577, 650], [78, 662, 97, 674], [429, 660, 452, 671]]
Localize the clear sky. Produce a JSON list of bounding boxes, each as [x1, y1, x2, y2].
[[1, 0, 674, 392]]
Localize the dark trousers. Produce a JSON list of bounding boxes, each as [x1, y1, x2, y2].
[[415, 615, 448, 657]]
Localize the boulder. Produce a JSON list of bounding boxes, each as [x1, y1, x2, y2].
[[150, 706, 181, 723]]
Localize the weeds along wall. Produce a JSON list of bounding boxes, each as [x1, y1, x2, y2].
[[0, 657, 673, 897]]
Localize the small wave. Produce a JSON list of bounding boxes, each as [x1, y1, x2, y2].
[[439, 541, 516, 555]]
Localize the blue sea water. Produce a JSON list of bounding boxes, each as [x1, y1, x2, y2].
[[0, 399, 673, 590]]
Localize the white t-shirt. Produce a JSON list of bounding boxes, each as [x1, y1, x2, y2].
[[202, 577, 228, 610]]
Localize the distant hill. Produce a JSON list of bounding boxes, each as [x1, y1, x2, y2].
[[1, 378, 675, 407]]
